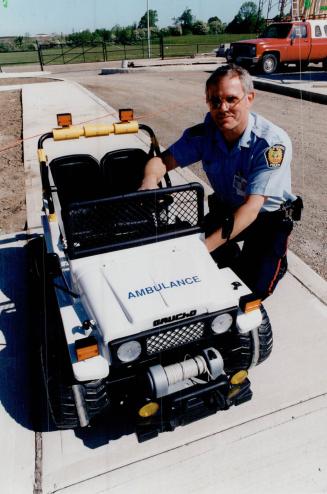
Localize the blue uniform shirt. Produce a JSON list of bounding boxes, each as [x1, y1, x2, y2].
[[168, 112, 296, 212]]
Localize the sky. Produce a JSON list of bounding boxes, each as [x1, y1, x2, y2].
[[0, 0, 279, 37]]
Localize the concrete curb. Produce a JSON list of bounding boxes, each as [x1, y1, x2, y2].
[[253, 78, 327, 104], [0, 71, 51, 78]]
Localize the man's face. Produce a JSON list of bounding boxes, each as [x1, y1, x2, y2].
[[206, 75, 254, 138]]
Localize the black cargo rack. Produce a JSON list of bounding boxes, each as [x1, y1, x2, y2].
[[62, 183, 204, 259]]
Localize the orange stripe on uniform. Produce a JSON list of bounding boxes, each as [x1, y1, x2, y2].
[[268, 258, 282, 295]]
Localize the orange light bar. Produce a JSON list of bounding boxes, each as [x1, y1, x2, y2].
[[119, 108, 134, 122], [75, 336, 99, 362], [57, 113, 72, 127]]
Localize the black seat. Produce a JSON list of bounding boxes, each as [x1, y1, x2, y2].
[[100, 148, 149, 196], [49, 154, 103, 206]]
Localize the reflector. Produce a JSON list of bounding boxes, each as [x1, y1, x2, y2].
[[230, 370, 248, 385], [138, 402, 160, 418]]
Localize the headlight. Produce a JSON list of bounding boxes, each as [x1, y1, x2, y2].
[[117, 340, 142, 362], [211, 313, 233, 334], [251, 45, 256, 56]]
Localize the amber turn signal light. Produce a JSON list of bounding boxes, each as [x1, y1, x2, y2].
[[75, 336, 99, 361], [57, 113, 72, 127], [119, 108, 134, 122], [239, 294, 262, 313]]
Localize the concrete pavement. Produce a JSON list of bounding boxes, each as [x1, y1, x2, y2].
[[0, 232, 35, 494], [1, 75, 327, 493]]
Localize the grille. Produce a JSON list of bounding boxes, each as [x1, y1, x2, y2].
[[233, 44, 253, 57], [146, 321, 205, 355], [63, 184, 203, 258]]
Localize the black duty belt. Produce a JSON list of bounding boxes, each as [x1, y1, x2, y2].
[[261, 196, 303, 221], [207, 194, 303, 242]]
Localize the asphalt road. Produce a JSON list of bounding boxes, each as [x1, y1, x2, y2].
[[55, 68, 327, 280]]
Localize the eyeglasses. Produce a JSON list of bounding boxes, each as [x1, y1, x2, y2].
[[207, 93, 246, 110]]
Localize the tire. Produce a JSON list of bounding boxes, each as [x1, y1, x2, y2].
[[222, 305, 273, 374], [261, 54, 278, 74], [27, 236, 79, 429], [28, 237, 109, 430], [248, 305, 273, 367]]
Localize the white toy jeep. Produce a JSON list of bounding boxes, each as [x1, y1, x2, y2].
[[28, 111, 272, 441]]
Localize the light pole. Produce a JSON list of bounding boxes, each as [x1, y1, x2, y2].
[[147, 0, 151, 58]]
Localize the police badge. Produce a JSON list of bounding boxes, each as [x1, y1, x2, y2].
[[265, 144, 286, 168]]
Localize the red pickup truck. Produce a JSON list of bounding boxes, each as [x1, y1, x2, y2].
[[227, 19, 327, 74]]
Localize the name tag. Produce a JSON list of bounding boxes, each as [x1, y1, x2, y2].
[[233, 173, 247, 197]]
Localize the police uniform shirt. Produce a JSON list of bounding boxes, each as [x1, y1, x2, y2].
[[168, 112, 296, 212]]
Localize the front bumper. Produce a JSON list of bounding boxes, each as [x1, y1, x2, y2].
[[227, 55, 260, 66], [135, 375, 252, 442]]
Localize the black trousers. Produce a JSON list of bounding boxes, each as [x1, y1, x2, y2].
[[204, 201, 293, 300]]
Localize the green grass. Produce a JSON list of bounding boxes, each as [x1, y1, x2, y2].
[[0, 34, 256, 66], [163, 33, 256, 45], [41, 44, 105, 65], [0, 50, 39, 65]]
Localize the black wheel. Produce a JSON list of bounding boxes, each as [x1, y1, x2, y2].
[[248, 305, 273, 367], [27, 236, 79, 429], [261, 54, 278, 74], [221, 305, 273, 374], [27, 237, 109, 430]]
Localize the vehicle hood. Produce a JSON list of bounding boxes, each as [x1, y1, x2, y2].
[[232, 38, 284, 45], [70, 234, 251, 342]]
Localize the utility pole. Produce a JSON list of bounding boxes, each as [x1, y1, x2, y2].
[[147, 0, 151, 59]]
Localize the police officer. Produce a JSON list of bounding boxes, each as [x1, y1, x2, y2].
[[141, 64, 300, 300]]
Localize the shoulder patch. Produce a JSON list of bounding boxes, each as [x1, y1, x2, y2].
[[188, 123, 205, 137], [265, 144, 285, 169]]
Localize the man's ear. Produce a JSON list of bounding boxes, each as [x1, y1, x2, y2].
[[247, 91, 255, 106]]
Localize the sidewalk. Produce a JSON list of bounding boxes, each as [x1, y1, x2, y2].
[[1, 78, 327, 493]]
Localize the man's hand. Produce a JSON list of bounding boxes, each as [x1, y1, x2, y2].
[[139, 152, 178, 190], [204, 232, 223, 253], [139, 174, 159, 191], [139, 157, 166, 190], [204, 194, 266, 253]]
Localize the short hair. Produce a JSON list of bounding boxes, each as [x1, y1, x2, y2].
[[206, 64, 254, 95]]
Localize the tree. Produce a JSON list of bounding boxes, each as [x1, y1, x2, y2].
[[208, 16, 220, 24], [192, 21, 209, 35], [239, 1, 257, 19], [93, 28, 112, 42], [225, 1, 265, 33], [208, 17, 224, 34], [66, 30, 93, 46], [138, 9, 158, 29], [14, 36, 23, 48], [167, 25, 183, 36], [174, 7, 195, 34]]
